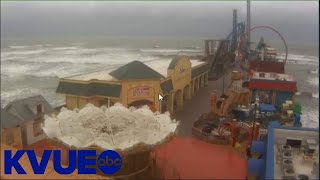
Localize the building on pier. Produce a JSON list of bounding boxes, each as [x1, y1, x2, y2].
[[56, 56, 209, 114], [248, 71, 297, 108]]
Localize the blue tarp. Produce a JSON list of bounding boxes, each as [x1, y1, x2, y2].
[[259, 104, 276, 112], [251, 141, 266, 154], [248, 159, 265, 176]]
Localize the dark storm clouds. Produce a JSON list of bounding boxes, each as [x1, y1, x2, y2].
[[1, 1, 319, 43]]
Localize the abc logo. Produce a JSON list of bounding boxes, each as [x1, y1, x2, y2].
[[97, 150, 122, 175]]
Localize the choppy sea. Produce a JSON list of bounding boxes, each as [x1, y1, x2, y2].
[[1, 37, 319, 128]]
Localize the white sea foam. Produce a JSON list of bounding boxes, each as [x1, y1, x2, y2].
[[140, 48, 202, 53], [0, 46, 175, 78], [310, 69, 319, 74], [301, 107, 319, 128], [312, 92, 319, 99], [0, 63, 38, 77], [43, 103, 178, 150], [1, 88, 64, 108], [9, 46, 29, 49], [51, 47, 81, 51], [1, 49, 48, 57], [277, 53, 319, 65], [307, 76, 319, 87], [1, 45, 319, 127]]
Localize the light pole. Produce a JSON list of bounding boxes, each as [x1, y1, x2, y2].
[[251, 97, 259, 142]]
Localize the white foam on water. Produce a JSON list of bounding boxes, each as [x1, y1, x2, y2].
[[312, 92, 319, 99], [1, 49, 48, 57], [2, 47, 157, 65], [9, 46, 30, 49], [0, 63, 38, 77], [1, 88, 41, 103], [310, 69, 319, 74], [145, 59, 172, 76], [277, 53, 319, 65], [51, 47, 81, 51], [71, 42, 86, 46], [1, 46, 181, 78], [307, 76, 319, 87], [140, 48, 202, 53], [43, 103, 178, 150], [301, 107, 319, 128], [1, 87, 64, 108], [31, 63, 101, 78]]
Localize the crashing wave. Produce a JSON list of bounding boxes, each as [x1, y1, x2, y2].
[[42, 103, 178, 150]]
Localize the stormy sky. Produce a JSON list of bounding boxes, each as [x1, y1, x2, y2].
[[1, 1, 319, 43]]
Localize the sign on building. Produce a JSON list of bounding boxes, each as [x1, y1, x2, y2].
[[133, 87, 150, 97]]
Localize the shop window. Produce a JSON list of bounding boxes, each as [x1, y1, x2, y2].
[[33, 122, 43, 137]]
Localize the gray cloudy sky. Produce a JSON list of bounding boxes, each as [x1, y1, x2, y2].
[[1, 1, 319, 43]]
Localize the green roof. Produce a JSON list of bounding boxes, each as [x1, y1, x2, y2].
[[168, 56, 188, 69], [56, 82, 121, 97], [109, 61, 164, 80], [160, 80, 174, 95], [192, 64, 209, 78]]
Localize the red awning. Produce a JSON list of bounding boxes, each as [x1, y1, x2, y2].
[[248, 81, 297, 92], [152, 136, 247, 179]]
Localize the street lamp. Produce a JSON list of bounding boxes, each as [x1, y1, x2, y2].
[[251, 97, 259, 142]]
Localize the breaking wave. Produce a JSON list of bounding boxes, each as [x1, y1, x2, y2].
[[43, 103, 178, 150], [1, 87, 65, 108], [307, 76, 319, 87], [310, 69, 319, 74], [1, 43, 319, 127], [277, 53, 319, 65], [301, 107, 319, 128]]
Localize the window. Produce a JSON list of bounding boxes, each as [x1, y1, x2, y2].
[[33, 122, 43, 137], [36, 104, 43, 114]]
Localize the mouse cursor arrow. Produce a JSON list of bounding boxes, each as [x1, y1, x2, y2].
[[158, 94, 164, 101]]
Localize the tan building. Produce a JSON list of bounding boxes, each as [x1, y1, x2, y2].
[[1, 109, 23, 149], [57, 56, 209, 114], [2, 95, 55, 147]]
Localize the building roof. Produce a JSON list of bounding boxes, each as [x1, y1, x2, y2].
[[56, 81, 122, 98], [4, 95, 54, 122], [1, 109, 21, 128], [109, 61, 165, 80], [160, 79, 174, 95]]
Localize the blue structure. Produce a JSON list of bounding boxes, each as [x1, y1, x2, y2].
[[247, 121, 319, 179], [259, 104, 276, 113], [293, 114, 302, 127]]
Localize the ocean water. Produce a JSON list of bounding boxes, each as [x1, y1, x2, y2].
[[1, 37, 319, 128]]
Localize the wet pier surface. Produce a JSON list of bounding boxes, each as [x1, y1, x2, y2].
[[174, 73, 230, 136], [175, 62, 241, 136]]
